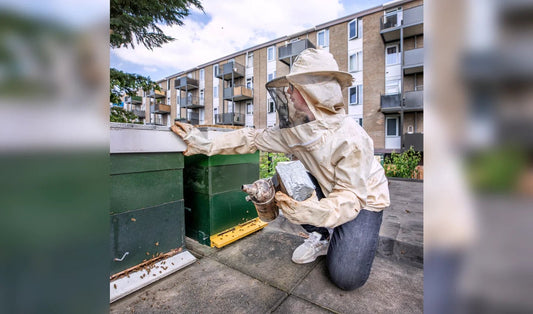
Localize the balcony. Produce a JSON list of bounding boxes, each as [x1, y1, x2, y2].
[[215, 112, 245, 126], [404, 90, 423, 111], [151, 103, 171, 114], [179, 95, 202, 109], [380, 5, 423, 42], [404, 132, 423, 151], [150, 89, 166, 98], [279, 39, 316, 66], [132, 109, 146, 118], [175, 76, 199, 91], [215, 62, 245, 80], [380, 93, 402, 113], [126, 95, 142, 104], [223, 85, 253, 101], [187, 111, 200, 125], [403, 47, 424, 74]]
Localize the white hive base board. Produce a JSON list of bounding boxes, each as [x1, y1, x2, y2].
[[110, 250, 196, 303]]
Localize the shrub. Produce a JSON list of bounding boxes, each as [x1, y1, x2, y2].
[[384, 147, 422, 179], [259, 152, 290, 178], [110, 106, 142, 124]]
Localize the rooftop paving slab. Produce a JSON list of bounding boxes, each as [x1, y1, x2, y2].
[[110, 257, 286, 313]]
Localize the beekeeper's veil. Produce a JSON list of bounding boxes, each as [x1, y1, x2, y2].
[[266, 48, 353, 128]]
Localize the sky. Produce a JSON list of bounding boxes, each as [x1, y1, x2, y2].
[[111, 0, 388, 81]]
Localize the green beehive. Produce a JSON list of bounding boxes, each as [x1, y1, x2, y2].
[[109, 123, 188, 276], [184, 152, 260, 246]]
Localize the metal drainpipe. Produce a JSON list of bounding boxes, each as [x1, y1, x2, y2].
[[400, 24, 405, 151]]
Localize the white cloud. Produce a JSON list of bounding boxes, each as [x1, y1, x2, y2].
[[112, 0, 345, 78]]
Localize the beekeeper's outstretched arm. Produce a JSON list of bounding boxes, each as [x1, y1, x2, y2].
[[275, 140, 382, 229], [171, 122, 291, 156]]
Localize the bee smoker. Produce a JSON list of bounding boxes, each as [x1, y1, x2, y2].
[[241, 160, 316, 222], [241, 177, 279, 222]]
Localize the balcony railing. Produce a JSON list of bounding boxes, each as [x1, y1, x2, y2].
[[403, 5, 423, 27], [150, 89, 166, 98], [404, 132, 423, 151], [187, 112, 200, 125], [179, 95, 202, 108], [403, 47, 424, 74], [175, 76, 199, 90], [132, 109, 146, 118], [380, 93, 402, 112], [215, 62, 245, 80], [279, 39, 315, 66], [380, 13, 400, 30], [404, 90, 423, 111], [380, 5, 423, 42], [215, 112, 245, 126], [151, 103, 171, 114], [126, 95, 142, 104], [223, 85, 253, 101]]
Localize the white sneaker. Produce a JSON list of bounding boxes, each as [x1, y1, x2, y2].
[[292, 232, 329, 264]]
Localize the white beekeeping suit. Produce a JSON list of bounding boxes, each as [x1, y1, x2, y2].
[[172, 49, 390, 228]]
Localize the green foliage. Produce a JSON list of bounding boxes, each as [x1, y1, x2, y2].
[[110, 68, 159, 104], [467, 147, 527, 192], [384, 147, 421, 178], [110, 0, 204, 50], [110, 106, 142, 123], [259, 152, 290, 179]]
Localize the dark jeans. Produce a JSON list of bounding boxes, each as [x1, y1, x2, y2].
[[302, 210, 383, 291], [301, 173, 383, 290]]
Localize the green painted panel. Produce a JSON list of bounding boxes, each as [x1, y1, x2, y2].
[[111, 170, 183, 214], [184, 152, 259, 168], [209, 163, 259, 194], [111, 153, 184, 175], [210, 190, 258, 235], [184, 163, 259, 195], [184, 193, 211, 245], [110, 200, 184, 275]]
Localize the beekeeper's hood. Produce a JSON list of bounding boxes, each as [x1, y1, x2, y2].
[[266, 48, 353, 128]]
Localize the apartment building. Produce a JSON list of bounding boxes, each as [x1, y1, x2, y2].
[[127, 0, 423, 153]]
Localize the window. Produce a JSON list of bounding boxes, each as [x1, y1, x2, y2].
[[267, 46, 275, 61], [268, 99, 275, 113], [247, 52, 253, 67], [317, 29, 329, 48], [358, 118, 363, 126], [200, 89, 204, 106], [268, 73, 275, 82], [386, 116, 399, 136], [247, 102, 253, 114], [349, 87, 357, 105], [349, 85, 363, 105], [246, 77, 253, 89], [348, 19, 358, 39], [386, 44, 400, 65], [167, 79, 170, 90], [349, 51, 362, 72], [199, 69, 204, 81], [213, 64, 219, 77], [385, 79, 401, 94], [213, 85, 218, 97]]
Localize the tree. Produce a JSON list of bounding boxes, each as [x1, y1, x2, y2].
[[110, 67, 160, 104], [110, 0, 204, 50]]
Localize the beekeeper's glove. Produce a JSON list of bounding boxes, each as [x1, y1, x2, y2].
[[171, 121, 211, 156], [275, 189, 360, 228]]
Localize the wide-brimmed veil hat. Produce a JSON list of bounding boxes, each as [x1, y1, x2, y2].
[[265, 48, 353, 89]]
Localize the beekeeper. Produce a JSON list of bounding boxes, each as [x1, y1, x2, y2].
[[171, 48, 390, 291]]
